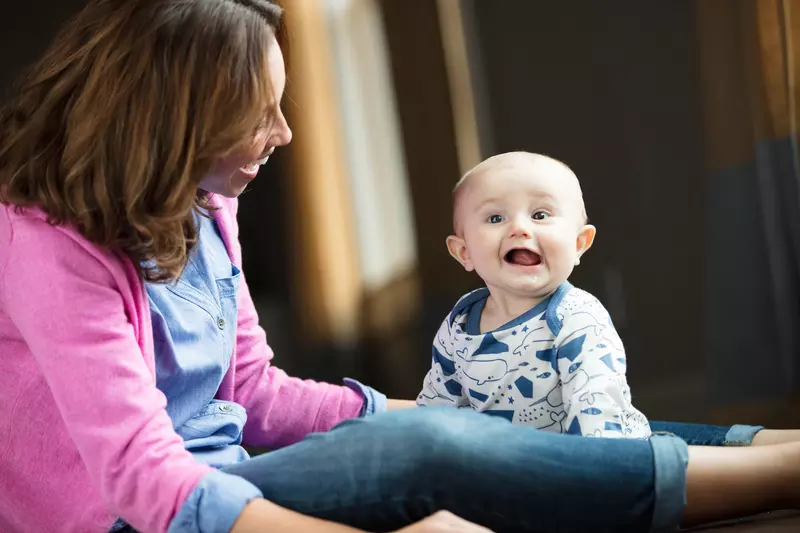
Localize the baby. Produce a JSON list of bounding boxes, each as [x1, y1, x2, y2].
[[417, 152, 651, 438]]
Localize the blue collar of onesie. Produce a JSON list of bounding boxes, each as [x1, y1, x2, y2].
[[454, 281, 573, 336]]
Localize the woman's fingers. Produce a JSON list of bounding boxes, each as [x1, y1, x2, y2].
[[393, 510, 495, 533]]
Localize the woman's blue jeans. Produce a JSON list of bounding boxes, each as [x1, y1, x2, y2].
[[649, 420, 763, 447], [223, 408, 763, 533]]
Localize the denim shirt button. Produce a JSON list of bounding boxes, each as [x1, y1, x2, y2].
[[217, 317, 226, 330]]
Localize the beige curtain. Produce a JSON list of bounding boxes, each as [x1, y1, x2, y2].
[[281, 0, 362, 346]]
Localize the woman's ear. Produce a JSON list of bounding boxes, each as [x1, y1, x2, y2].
[[446, 235, 474, 271]]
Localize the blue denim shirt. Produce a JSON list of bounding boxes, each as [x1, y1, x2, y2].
[[111, 212, 387, 533]]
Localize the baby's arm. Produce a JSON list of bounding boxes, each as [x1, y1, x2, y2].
[[417, 317, 469, 407], [555, 291, 651, 438]]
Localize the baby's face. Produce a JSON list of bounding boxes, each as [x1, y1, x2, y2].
[[451, 155, 593, 301]]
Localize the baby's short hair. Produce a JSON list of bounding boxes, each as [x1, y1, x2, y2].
[[451, 152, 588, 235]]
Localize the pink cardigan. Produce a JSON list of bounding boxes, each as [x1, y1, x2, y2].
[[0, 196, 365, 533]]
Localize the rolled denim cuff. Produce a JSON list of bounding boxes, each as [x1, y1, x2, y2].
[[167, 470, 263, 533], [724, 424, 765, 446], [343, 378, 388, 416], [649, 434, 689, 533]]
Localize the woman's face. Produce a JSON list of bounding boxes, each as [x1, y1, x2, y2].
[[199, 35, 293, 198]]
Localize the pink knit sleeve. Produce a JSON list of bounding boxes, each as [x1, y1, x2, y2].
[[0, 215, 211, 533], [213, 197, 366, 449]]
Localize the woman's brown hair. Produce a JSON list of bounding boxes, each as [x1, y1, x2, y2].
[[0, 0, 283, 281]]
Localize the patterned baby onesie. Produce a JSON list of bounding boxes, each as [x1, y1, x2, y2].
[[417, 282, 651, 438]]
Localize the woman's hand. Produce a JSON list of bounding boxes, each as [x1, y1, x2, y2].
[[231, 501, 494, 533], [392, 511, 495, 533], [231, 499, 363, 533], [387, 399, 418, 410]]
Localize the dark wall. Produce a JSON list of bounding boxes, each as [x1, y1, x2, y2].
[[458, 0, 709, 420], [1, 1, 86, 98]]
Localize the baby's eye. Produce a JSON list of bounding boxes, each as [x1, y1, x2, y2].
[[532, 211, 550, 221], [487, 214, 504, 224]]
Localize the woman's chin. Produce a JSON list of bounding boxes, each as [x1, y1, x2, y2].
[[199, 166, 260, 198], [200, 180, 250, 199], [224, 181, 251, 198]]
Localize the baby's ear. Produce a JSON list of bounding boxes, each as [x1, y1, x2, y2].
[[575, 225, 596, 262], [446, 235, 474, 271]]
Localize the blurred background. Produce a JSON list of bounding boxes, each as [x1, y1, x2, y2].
[[4, 0, 800, 428]]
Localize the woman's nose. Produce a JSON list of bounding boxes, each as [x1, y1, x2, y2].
[[271, 109, 293, 147]]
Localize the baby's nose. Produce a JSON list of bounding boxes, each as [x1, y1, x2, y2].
[[509, 217, 533, 238]]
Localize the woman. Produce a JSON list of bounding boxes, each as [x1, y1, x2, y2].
[[0, 1, 797, 532]]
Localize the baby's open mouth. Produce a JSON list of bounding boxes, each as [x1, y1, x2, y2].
[[505, 248, 542, 266]]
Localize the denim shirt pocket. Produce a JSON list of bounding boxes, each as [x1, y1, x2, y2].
[[167, 276, 220, 324], [177, 399, 248, 448]]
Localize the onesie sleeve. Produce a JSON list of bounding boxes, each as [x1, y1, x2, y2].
[[554, 291, 651, 439]]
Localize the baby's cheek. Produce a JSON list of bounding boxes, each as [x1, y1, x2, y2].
[[547, 243, 577, 272]]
